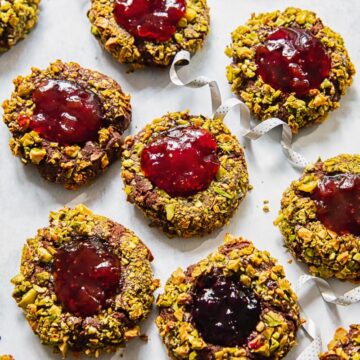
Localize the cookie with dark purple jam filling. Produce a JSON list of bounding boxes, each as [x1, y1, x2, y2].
[[156, 234, 300, 359], [275, 154, 360, 281], [11, 205, 159, 357]]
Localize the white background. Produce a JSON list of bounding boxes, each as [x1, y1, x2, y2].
[[0, 0, 359, 359]]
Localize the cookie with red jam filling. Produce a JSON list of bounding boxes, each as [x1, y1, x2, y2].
[[275, 154, 360, 281], [2, 60, 131, 189], [11, 205, 159, 357], [0, 0, 40, 52], [121, 111, 249, 238], [88, 0, 210, 67], [156, 234, 300, 359], [320, 325, 360, 360], [225, 7, 355, 133]]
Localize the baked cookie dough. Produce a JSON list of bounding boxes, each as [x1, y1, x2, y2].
[[11, 205, 159, 357], [88, 0, 210, 67], [121, 111, 249, 238], [0, 356, 14, 360], [225, 7, 355, 133], [320, 325, 360, 360], [275, 154, 360, 281], [156, 234, 300, 359], [0, 0, 40, 52], [2, 60, 131, 189]]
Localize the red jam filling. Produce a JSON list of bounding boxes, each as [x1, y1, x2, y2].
[[53, 237, 121, 317], [189, 274, 261, 347], [140, 126, 220, 198], [29, 79, 102, 145], [311, 173, 360, 236], [255, 27, 331, 97], [113, 0, 186, 42]]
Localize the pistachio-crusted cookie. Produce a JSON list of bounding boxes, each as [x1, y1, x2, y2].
[[225, 7, 355, 133], [320, 325, 360, 360], [88, 0, 210, 67], [2, 60, 131, 189], [0, 0, 40, 52], [156, 234, 301, 359], [11, 205, 159, 357], [121, 111, 249, 238], [275, 154, 360, 280]]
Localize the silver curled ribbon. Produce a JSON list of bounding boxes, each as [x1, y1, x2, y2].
[[170, 50, 222, 115], [170, 50, 309, 169], [66, 190, 92, 208], [297, 275, 360, 306], [296, 306, 323, 360], [295, 275, 360, 360], [170, 50, 360, 360]]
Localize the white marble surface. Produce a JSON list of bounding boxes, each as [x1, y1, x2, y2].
[[0, 0, 359, 359]]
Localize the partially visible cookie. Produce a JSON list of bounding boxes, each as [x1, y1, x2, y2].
[[2, 60, 131, 189], [88, 0, 210, 67], [11, 205, 159, 357], [156, 234, 300, 359], [122, 111, 249, 237], [0, 356, 14, 360], [320, 325, 360, 360], [275, 154, 360, 281], [226, 7, 355, 133], [0, 0, 40, 52]]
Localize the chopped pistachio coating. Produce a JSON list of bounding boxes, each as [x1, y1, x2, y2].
[[11, 205, 159, 357], [156, 234, 300, 359], [87, 0, 210, 67], [225, 7, 355, 133], [121, 111, 249, 238], [275, 154, 360, 281], [2, 60, 132, 189], [320, 325, 360, 360], [0, 0, 40, 52]]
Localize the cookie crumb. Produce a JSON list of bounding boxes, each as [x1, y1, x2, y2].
[[140, 334, 149, 342]]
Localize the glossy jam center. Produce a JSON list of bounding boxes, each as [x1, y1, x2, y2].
[[255, 27, 331, 97], [113, 0, 186, 42], [53, 237, 121, 317], [311, 173, 360, 236], [189, 274, 261, 347], [140, 126, 220, 198], [29, 79, 102, 145]]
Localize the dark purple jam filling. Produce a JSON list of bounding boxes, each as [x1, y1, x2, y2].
[[189, 273, 261, 347]]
